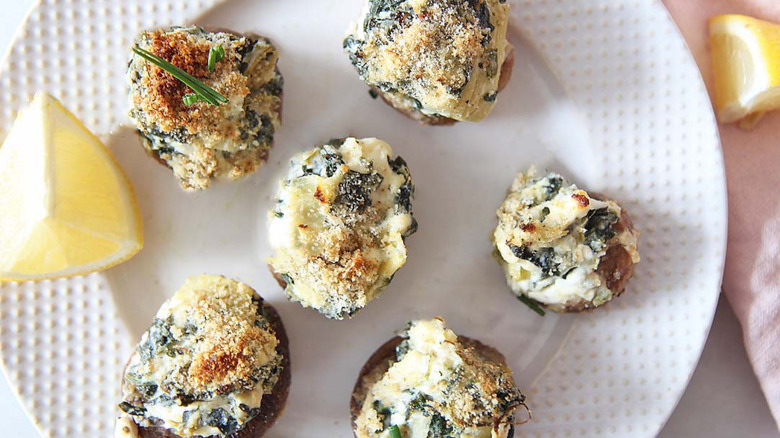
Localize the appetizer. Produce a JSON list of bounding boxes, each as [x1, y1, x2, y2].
[[344, 0, 513, 125], [492, 167, 640, 313], [267, 137, 417, 319], [115, 275, 290, 438], [127, 26, 283, 191], [351, 318, 527, 438]]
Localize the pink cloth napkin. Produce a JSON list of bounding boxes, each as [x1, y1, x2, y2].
[[663, 0, 780, 430]]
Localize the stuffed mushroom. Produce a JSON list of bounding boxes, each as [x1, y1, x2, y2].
[[115, 275, 290, 438], [492, 167, 640, 313], [351, 318, 527, 438], [267, 137, 417, 319], [128, 26, 283, 191], [344, 0, 514, 125]]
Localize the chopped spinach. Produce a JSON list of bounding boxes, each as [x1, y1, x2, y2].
[[484, 50, 499, 78], [335, 171, 384, 212], [584, 208, 618, 252], [396, 184, 414, 213], [118, 401, 146, 416], [298, 145, 345, 178], [388, 156, 408, 173], [483, 91, 498, 102], [543, 176, 563, 199], [239, 403, 262, 418], [540, 206, 551, 222], [428, 413, 454, 438], [373, 400, 393, 431], [262, 75, 284, 97], [257, 113, 275, 144], [409, 393, 431, 412], [137, 382, 158, 399], [138, 317, 175, 362], [468, 0, 494, 45], [508, 244, 559, 276], [205, 408, 240, 435], [389, 156, 415, 216], [495, 381, 527, 408], [395, 339, 411, 361], [237, 38, 258, 72], [403, 217, 419, 239]]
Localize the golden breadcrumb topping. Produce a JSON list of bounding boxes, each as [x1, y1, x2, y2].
[[135, 29, 250, 140], [345, 0, 510, 121], [167, 276, 279, 394], [363, 3, 486, 98]]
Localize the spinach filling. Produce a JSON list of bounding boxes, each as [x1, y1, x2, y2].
[[205, 407, 240, 435], [584, 208, 619, 252], [297, 145, 345, 179], [508, 244, 559, 276], [336, 171, 385, 213], [138, 317, 177, 362]]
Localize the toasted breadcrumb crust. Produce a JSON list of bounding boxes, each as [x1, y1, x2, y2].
[[128, 26, 282, 191], [345, 0, 510, 122], [267, 138, 417, 319], [118, 276, 283, 437]]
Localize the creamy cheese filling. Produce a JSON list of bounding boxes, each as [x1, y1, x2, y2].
[[116, 276, 282, 438], [345, 0, 510, 121], [355, 318, 523, 438], [267, 137, 417, 319], [493, 167, 640, 307]]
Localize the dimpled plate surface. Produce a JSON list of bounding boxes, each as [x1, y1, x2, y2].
[[0, 0, 726, 437]]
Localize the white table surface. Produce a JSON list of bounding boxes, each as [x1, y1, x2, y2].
[[0, 1, 778, 437]]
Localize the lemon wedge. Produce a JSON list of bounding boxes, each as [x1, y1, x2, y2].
[[0, 93, 143, 281], [710, 14, 780, 124]]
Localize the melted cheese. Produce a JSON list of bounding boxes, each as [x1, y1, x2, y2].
[[267, 138, 416, 319], [355, 319, 523, 438], [115, 275, 282, 438], [345, 0, 510, 121], [493, 167, 640, 307]]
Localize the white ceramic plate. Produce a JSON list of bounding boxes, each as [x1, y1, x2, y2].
[[0, 0, 727, 437]]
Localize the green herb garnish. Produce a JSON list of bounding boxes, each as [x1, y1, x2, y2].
[[388, 425, 402, 438], [132, 46, 228, 106], [182, 93, 201, 106], [518, 295, 546, 316], [208, 44, 225, 72]]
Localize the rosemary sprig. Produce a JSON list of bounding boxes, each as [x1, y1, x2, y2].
[[132, 46, 229, 106], [388, 425, 402, 438], [182, 93, 201, 106], [208, 44, 225, 72], [518, 295, 546, 316]]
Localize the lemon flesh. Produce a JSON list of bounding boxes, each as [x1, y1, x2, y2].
[[0, 93, 143, 281], [710, 14, 780, 124]]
